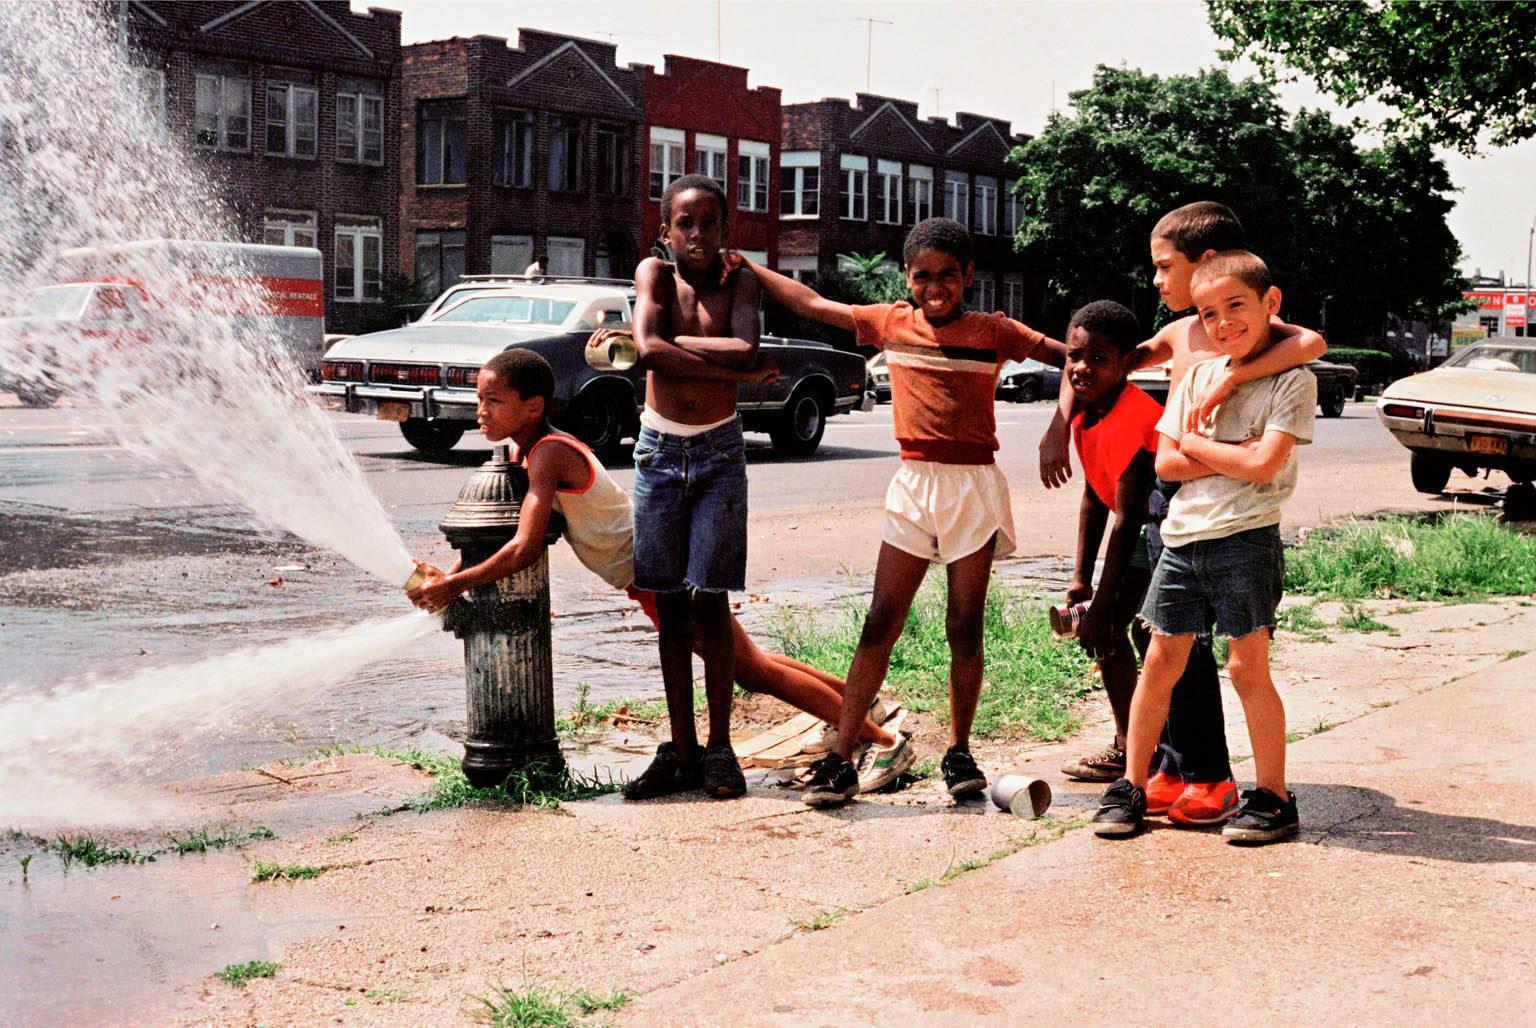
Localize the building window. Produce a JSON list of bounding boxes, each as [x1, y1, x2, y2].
[[695, 133, 727, 188], [417, 101, 465, 185], [972, 272, 995, 312], [779, 255, 818, 285], [595, 122, 627, 196], [780, 151, 819, 218], [1003, 274, 1024, 320], [491, 234, 535, 275], [649, 127, 685, 200], [336, 92, 383, 165], [494, 110, 534, 187], [973, 176, 997, 235], [335, 216, 382, 303], [944, 171, 968, 224], [876, 159, 902, 225], [265, 82, 317, 158], [194, 72, 249, 151], [738, 139, 769, 212], [137, 67, 165, 125], [263, 210, 316, 249], [547, 236, 585, 277], [907, 165, 933, 223], [415, 230, 464, 297], [839, 154, 868, 221], [1005, 178, 1024, 236], [548, 116, 581, 192]]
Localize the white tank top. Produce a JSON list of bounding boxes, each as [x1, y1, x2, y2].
[[512, 433, 635, 590]]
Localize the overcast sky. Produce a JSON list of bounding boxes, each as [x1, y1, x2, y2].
[[373, 0, 1536, 284]]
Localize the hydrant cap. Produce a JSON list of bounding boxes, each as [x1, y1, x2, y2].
[[439, 445, 527, 540]]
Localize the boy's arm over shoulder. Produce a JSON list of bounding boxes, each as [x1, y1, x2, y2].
[[1186, 319, 1326, 430], [1132, 320, 1181, 371], [744, 257, 855, 332], [1152, 368, 1217, 482]]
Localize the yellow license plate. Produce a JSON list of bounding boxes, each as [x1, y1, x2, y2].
[[376, 401, 410, 423], [1469, 434, 1508, 456]]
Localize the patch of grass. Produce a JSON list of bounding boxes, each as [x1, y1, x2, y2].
[[1334, 602, 1392, 633], [1369, 698, 1397, 709], [1212, 635, 1229, 668], [897, 816, 1087, 894], [907, 756, 939, 781], [215, 960, 278, 987], [366, 986, 410, 1004], [1275, 603, 1331, 642], [771, 578, 1096, 740], [18, 854, 31, 880], [1504, 649, 1529, 662], [249, 860, 329, 883], [471, 982, 632, 1027], [556, 683, 665, 737], [53, 835, 154, 869], [411, 758, 620, 813], [1286, 514, 1536, 600], [167, 826, 274, 855], [789, 907, 847, 932]]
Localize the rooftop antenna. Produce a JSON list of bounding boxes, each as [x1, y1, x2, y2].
[[934, 87, 942, 116], [716, 0, 722, 61], [856, 17, 893, 93]]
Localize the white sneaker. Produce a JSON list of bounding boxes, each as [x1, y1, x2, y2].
[[856, 714, 915, 793], [805, 695, 900, 755]]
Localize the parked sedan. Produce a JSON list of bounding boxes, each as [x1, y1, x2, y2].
[[996, 359, 1062, 403], [1377, 339, 1536, 494]]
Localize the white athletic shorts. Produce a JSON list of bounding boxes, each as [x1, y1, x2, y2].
[[881, 459, 1017, 565]]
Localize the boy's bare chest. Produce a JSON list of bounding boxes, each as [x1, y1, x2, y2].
[[669, 279, 733, 336]]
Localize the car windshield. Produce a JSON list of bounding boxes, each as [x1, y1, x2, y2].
[[429, 295, 576, 326], [22, 284, 93, 319], [1444, 344, 1536, 375]]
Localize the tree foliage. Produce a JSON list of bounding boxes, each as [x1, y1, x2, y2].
[[1205, 0, 1536, 154], [1008, 65, 1466, 345]]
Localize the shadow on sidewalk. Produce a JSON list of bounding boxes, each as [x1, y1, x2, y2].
[[1302, 783, 1536, 864]]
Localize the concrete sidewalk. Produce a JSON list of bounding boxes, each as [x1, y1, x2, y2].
[[621, 653, 1536, 1026]]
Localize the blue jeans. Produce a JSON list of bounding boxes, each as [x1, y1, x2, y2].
[[632, 419, 748, 593], [1142, 524, 1285, 640]]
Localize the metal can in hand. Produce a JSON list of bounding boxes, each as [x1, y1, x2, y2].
[[1049, 600, 1091, 639]]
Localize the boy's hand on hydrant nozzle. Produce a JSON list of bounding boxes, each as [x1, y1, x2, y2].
[[407, 563, 456, 613]]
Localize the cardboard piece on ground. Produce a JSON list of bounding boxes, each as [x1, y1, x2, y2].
[[733, 711, 824, 768]]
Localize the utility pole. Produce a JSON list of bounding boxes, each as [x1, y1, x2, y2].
[[857, 17, 893, 93], [716, 0, 722, 61], [1526, 214, 1534, 340]]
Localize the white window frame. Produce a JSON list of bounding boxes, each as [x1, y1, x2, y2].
[[546, 236, 586, 277], [263, 209, 317, 249], [738, 139, 769, 212], [973, 272, 995, 312], [779, 255, 818, 283], [780, 151, 819, 218], [695, 133, 727, 188], [973, 175, 997, 235], [944, 171, 969, 224], [194, 72, 250, 152], [1003, 274, 1024, 320], [875, 159, 903, 225], [491, 234, 535, 276], [265, 82, 317, 159], [336, 91, 384, 165], [840, 154, 868, 222], [649, 126, 685, 200], [1005, 178, 1024, 236], [335, 215, 383, 303], [907, 164, 933, 224]]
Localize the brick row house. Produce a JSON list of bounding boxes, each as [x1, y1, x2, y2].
[[779, 94, 1031, 319], [122, 1, 403, 334]]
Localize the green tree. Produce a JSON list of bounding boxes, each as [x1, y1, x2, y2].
[[1205, 0, 1536, 154], [834, 251, 909, 304]]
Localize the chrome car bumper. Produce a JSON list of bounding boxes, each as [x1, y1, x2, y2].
[[1377, 398, 1536, 461], [305, 382, 477, 421]]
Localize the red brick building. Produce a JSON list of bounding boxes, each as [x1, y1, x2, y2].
[[780, 94, 1031, 319], [400, 31, 644, 293], [639, 55, 781, 268], [123, 1, 403, 334]]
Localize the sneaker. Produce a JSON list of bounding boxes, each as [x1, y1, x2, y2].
[[701, 743, 747, 799], [1221, 787, 1299, 844], [1144, 770, 1185, 816], [1168, 780, 1240, 826], [1060, 743, 1126, 783], [801, 753, 859, 807], [941, 745, 987, 798], [1092, 778, 1146, 837], [855, 721, 915, 794], [804, 696, 900, 755], [621, 742, 702, 800]]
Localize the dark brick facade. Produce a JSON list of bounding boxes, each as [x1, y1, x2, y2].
[[400, 31, 645, 288], [639, 55, 780, 268], [123, 1, 403, 334], [780, 94, 1031, 317]]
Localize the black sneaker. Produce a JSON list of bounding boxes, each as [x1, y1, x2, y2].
[[940, 745, 987, 798], [621, 742, 702, 800], [1092, 778, 1146, 836], [801, 753, 858, 808], [701, 743, 747, 799], [1221, 787, 1299, 844]]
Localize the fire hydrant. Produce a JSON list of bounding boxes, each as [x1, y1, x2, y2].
[[439, 444, 565, 787]]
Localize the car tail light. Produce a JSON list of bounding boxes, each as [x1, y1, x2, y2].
[[369, 362, 441, 387], [444, 364, 482, 388], [1381, 402, 1425, 420], [321, 360, 364, 382]]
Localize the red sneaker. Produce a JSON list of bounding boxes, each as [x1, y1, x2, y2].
[[1167, 780, 1240, 826], [1144, 771, 1185, 816]]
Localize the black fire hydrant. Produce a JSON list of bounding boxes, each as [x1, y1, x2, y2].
[[439, 444, 565, 787]]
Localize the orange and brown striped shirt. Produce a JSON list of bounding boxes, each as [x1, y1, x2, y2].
[[853, 302, 1044, 465]]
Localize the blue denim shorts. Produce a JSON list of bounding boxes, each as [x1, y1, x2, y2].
[[1140, 525, 1284, 639], [632, 418, 748, 594]]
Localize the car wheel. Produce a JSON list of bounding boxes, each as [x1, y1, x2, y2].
[[1409, 451, 1453, 494], [399, 418, 465, 457], [1320, 383, 1346, 418], [566, 386, 630, 459], [15, 381, 61, 408], [1016, 378, 1041, 404], [770, 386, 829, 456]]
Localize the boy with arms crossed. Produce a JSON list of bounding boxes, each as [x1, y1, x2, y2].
[[1094, 251, 1315, 843], [747, 217, 1065, 807]]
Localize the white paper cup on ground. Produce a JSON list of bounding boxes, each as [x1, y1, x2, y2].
[[989, 773, 1052, 819]]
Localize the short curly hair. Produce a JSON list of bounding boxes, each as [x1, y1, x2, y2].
[[902, 217, 972, 268], [484, 347, 554, 402], [660, 173, 729, 227], [1068, 300, 1142, 355]]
